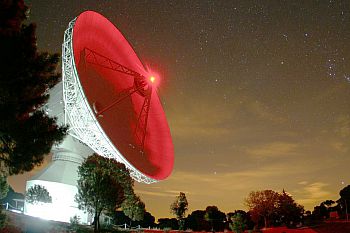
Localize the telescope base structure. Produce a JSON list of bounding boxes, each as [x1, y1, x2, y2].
[[24, 136, 93, 224]]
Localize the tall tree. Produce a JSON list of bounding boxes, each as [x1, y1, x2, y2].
[[0, 0, 66, 176], [276, 190, 304, 227], [339, 185, 350, 221], [122, 194, 145, 227], [204, 206, 226, 232], [186, 210, 211, 231], [0, 176, 8, 200], [75, 153, 134, 232], [113, 210, 155, 228], [245, 190, 279, 228], [229, 212, 247, 233], [227, 210, 254, 231], [170, 192, 188, 230], [312, 203, 328, 220], [0, 176, 8, 227], [139, 211, 156, 228], [158, 218, 179, 230], [25, 184, 52, 204]]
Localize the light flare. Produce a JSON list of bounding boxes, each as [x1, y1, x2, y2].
[[144, 65, 161, 87]]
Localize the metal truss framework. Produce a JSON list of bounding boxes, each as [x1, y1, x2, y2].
[[62, 18, 156, 184], [83, 47, 152, 155]]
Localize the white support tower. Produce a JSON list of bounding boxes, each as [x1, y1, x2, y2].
[[24, 136, 93, 223], [23, 83, 93, 223]]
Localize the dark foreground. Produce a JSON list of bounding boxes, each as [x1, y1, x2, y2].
[[2, 211, 350, 233]]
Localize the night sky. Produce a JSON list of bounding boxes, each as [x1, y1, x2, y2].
[[9, 0, 350, 219]]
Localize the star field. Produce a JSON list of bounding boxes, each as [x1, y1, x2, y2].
[[9, 0, 350, 219]]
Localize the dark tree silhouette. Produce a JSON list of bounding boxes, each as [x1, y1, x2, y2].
[[276, 190, 304, 227], [113, 211, 155, 228], [170, 192, 188, 230], [0, 0, 66, 175], [339, 185, 350, 221], [0, 176, 8, 227], [245, 190, 279, 228], [75, 154, 134, 232], [204, 206, 226, 232], [122, 194, 145, 228], [158, 218, 179, 230], [0, 176, 8, 200], [229, 212, 246, 233], [186, 210, 211, 231], [227, 210, 254, 231], [25, 184, 52, 204]]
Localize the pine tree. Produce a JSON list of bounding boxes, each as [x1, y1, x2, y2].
[[0, 0, 66, 175]]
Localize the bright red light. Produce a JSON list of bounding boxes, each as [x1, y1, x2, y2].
[[145, 66, 160, 87]]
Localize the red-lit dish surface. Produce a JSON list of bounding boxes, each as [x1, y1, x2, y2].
[[72, 11, 173, 180]]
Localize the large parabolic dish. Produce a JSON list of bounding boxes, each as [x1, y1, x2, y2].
[[62, 11, 174, 183]]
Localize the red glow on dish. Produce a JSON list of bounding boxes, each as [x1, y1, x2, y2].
[[72, 11, 173, 180], [144, 66, 160, 87]]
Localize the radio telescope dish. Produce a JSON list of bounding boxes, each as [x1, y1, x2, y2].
[[62, 11, 174, 183]]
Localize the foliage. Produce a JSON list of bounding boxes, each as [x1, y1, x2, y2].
[[0, 176, 8, 200], [340, 185, 350, 200], [170, 192, 188, 230], [323, 200, 335, 208], [339, 185, 350, 219], [312, 199, 339, 221], [245, 190, 304, 228], [245, 190, 280, 228], [138, 211, 156, 228], [25, 184, 52, 204], [312, 203, 328, 220], [186, 210, 211, 231], [0, 205, 5, 229], [227, 210, 254, 231], [0, 0, 67, 176], [113, 210, 155, 228], [69, 215, 81, 232], [75, 153, 134, 233], [0, 179, 10, 228], [275, 190, 304, 227], [158, 218, 178, 230], [121, 194, 145, 224], [204, 206, 226, 232], [229, 212, 247, 233]]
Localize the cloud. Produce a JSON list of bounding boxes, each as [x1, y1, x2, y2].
[[244, 142, 299, 158], [167, 92, 289, 144], [137, 188, 192, 198], [168, 99, 234, 140], [137, 190, 172, 197], [245, 100, 286, 124], [296, 182, 331, 205], [334, 115, 350, 138], [331, 142, 348, 153], [298, 181, 308, 185]]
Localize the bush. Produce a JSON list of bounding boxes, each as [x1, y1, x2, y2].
[[0, 207, 7, 229]]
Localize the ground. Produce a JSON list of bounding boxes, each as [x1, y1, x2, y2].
[[1, 211, 350, 233]]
